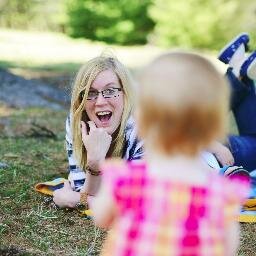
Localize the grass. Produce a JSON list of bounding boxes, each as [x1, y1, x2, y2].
[[0, 28, 255, 255], [0, 107, 106, 255], [0, 106, 256, 255]]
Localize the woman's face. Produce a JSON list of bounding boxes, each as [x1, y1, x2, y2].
[[85, 69, 124, 135]]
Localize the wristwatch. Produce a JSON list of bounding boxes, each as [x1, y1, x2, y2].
[[75, 191, 89, 211]]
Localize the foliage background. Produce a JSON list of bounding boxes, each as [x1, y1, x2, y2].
[[0, 0, 256, 49], [65, 0, 155, 45], [149, 0, 256, 49]]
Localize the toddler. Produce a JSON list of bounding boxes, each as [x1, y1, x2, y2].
[[91, 51, 249, 256]]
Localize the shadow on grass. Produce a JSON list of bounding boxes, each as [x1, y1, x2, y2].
[[0, 246, 31, 256]]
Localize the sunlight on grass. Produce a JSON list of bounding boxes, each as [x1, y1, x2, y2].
[[0, 28, 226, 73], [0, 29, 164, 71]]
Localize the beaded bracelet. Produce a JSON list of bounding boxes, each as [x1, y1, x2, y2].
[[80, 191, 88, 206], [75, 191, 89, 210], [85, 165, 102, 176]]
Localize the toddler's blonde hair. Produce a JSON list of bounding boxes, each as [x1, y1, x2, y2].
[[137, 51, 229, 156]]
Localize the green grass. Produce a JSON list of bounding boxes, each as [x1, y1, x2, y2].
[[0, 107, 107, 255], [0, 105, 255, 256]]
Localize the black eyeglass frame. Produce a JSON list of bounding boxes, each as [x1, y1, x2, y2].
[[85, 87, 122, 100]]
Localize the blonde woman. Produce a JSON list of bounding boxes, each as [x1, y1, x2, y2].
[[53, 55, 143, 208]]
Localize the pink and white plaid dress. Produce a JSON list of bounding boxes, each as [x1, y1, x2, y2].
[[101, 160, 249, 256]]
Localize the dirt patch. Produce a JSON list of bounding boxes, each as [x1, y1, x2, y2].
[[0, 246, 29, 256], [0, 69, 71, 110]]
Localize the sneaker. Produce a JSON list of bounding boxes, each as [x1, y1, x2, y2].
[[218, 33, 250, 64], [220, 165, 250, 180], [240, 51, 256, 80]]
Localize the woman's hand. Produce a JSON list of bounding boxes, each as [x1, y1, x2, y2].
[[208, 141, 234, 167], [81, 121, 112, 169], [53, 181, 80, 208]]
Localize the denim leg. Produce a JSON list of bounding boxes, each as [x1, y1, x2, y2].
[[226, 68, 250, 110], [228, 135, 256, 172], [226, 70, 256, 171], [226, 68, 256, 135]]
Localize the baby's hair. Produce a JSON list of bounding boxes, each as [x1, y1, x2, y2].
[[137, 51, 230, 156]]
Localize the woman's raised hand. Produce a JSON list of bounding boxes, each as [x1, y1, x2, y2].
[[81, 121, 112, 169]]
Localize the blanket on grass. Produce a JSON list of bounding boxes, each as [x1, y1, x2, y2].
[[34, 178, 93, 218], [35, 172, 256, 222]]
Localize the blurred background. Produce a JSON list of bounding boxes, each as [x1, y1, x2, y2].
[[1, 0, 256, 73]]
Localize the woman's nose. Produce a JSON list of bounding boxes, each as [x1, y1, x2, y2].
[[95, 92, 107, 105]]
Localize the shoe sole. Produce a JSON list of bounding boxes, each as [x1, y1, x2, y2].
[[247, 58, 256, 80], [218, 33, 249, 64], [240, 52, 256, 80]]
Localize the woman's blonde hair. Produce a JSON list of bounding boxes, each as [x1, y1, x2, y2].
[[137, 51, 230, 156], [70, 54, 135, 169]]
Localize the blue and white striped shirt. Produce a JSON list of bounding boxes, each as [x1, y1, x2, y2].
[[65, 115, 144, 191]]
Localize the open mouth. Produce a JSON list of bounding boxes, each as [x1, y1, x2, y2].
[[96, 111, 112, 123]]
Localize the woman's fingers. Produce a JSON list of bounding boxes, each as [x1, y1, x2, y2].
[[81, 120, 111, 164], [63, 180, 71, 188], [87, 121, 97, 132], [53, 184, 80, 208]]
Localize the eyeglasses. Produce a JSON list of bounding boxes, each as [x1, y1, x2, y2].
[[86, 87, 122, 100]]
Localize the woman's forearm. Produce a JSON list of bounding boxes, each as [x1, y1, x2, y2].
[[84, 171, 102, 196]]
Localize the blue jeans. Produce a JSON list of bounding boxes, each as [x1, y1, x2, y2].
[[226, 68, 256, 171]]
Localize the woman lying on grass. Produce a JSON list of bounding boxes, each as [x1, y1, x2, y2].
[[53, 49, 253, 210]]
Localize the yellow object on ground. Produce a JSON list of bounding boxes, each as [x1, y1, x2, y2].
[[34, 178, 93, 218]]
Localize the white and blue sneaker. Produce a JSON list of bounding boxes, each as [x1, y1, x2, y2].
[[218, 33, 250, 64], [240, 51, 256, 80]]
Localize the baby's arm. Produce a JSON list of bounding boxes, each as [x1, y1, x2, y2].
[[224, 221, 240, 256], [91, 183, 117, 229], [223, 178, 249, 256]]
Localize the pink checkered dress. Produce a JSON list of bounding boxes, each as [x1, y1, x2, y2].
[[101, 160, 249, 256]]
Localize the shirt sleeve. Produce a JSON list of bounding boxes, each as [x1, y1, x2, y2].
[[129, 139, 144, 161], [123, 116, 144, 161], [65, 115, 85, 191]]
